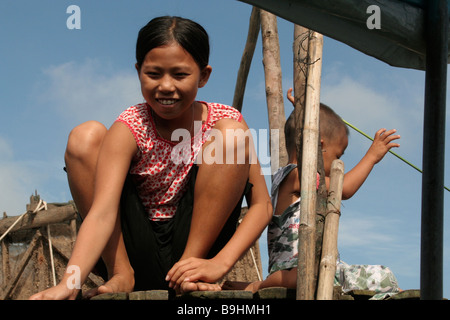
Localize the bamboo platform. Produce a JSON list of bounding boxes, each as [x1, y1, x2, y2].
[[90, 287, 422, 301]]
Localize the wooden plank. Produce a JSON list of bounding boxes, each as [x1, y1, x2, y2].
[[0, 204, 77, 235]]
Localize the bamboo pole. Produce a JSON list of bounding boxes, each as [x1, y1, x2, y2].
[[296, 30, 323, 300], [293, 25, 328, 297], [292, 26, 309, 154], [232, 6, 260, 112], [260, 10, 288, 173], [317, 159, 344, 300]]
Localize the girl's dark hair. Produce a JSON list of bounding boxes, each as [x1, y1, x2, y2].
[[136, 16, 210, 70]]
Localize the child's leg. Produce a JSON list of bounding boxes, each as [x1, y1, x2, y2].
[[64, 121, 134, 295], [221, 280, 257, 291], [223, 268, 297, 293]]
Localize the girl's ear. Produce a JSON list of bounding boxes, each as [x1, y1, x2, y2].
[[135, 63, 141, 75], [198, 65, 212, 88]]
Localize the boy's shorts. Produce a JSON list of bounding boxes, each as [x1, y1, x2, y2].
[[95, 165, 252, 293]]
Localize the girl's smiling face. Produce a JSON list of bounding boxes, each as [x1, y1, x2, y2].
[[137, 42, 211, 125]]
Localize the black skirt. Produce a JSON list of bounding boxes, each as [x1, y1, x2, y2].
[[114, 164, 252, 292]]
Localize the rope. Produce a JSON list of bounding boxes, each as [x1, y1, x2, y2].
[[249, 247, 262, 281], [342, 119, 450, 192], [0, 199, 47, 242], [47, 225, 56, 286]]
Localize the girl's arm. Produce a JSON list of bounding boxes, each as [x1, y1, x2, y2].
[[166, 118, 272, 288], [211, 157, 272, 273], [30, 122, 137, 299]]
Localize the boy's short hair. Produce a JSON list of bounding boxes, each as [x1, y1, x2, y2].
[[284, 103, 349, 157]]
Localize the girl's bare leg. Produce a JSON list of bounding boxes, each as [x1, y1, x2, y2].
[[64, 121, 134, 296], [169, 119, 256, 292], [182, 119, 250, 259]]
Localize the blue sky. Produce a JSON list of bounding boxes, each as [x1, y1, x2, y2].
[[0, 0, 449, 297]]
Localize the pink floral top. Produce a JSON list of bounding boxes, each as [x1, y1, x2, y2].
[[116, 102, 243, 221]]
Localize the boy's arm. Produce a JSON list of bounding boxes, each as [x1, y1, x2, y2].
[[336, 128, 400, 200]]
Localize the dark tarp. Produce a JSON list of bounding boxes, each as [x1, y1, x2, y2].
[[239, 0, 450, 70]]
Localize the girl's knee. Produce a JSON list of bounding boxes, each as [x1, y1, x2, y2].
[[65, 121, 107, 161], [205, 119, 252, 167]]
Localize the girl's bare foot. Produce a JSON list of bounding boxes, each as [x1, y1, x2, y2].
[[83, 273, 135, 299]]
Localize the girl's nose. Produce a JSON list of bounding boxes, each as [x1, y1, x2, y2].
[[159, 75, 175, 92]]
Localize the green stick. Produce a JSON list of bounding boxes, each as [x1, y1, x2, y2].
[[342, 119, 449, 192]]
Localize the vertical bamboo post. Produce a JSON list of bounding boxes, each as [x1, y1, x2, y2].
[[292, 25, 328, 286], [260, 10, 288, 173], [317, 159, 344, 300], [232, 6, 260, 113], [292, 25, 309, 168], [296, 30, 323, 300]]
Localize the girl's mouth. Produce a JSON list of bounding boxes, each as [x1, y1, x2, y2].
[[157, 99, 178, 105]]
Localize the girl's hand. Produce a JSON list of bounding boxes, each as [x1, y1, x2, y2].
[[166, 257, 229, 291], [29, 282, 79, 300]]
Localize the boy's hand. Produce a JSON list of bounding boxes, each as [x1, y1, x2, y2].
[[287, 88, 295, 105], [367, 128, 400, 164]]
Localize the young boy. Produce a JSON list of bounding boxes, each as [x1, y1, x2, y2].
[[223, 90, 400, 292]]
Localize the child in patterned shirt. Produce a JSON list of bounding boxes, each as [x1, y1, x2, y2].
[[224, 89, 400, 292]]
